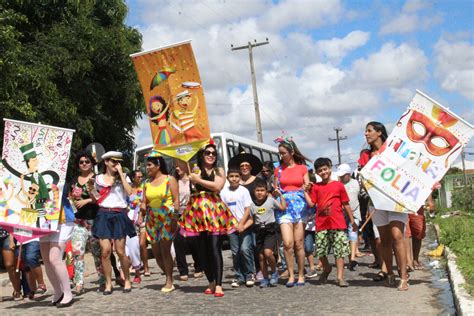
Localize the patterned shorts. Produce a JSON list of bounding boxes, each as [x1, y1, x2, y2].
[[315, 229, 349, 259]]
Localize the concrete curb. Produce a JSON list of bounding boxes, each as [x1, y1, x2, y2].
[[433, 223, 474, 316]]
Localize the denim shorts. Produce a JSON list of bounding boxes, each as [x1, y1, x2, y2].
[[0, 236, 12, 250], [304, 230, 315, 254], [22, 241, 41, 268]]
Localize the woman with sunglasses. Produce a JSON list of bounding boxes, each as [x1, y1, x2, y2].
[[179, 141, 237, 297], [274, 138, 310, 287], [140, 151, 179, 292], [92, 151, 136, 295], [69, 151, 103, 294]]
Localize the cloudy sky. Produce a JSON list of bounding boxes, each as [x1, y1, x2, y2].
[[126, 0, 473, 166]]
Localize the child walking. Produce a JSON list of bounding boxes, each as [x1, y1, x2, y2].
[[241, 179, 286, 288], [220, 168, 255, 287], [305, 158, 357, 287]]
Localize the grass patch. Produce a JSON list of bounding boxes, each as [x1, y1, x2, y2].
[[433, 214, 474, 295]]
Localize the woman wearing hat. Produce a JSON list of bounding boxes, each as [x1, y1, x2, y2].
[[178, 141, 237, 297], [92, 151, 136, 295], [139, 150, 179, 292], [228, 152, 263, 282], [228, 153, 263, 203], [273, 138, 310, 287]]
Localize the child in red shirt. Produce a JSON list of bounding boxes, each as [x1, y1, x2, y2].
[[304, 158, 357, 287]]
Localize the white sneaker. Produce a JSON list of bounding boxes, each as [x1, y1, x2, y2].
[[245, 279, 255, 287], [231, 280, 241, 288]]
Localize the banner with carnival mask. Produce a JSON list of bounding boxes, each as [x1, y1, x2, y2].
[[131, 40, 211, 161], [360, 90, 473, 214], [0, 119, 74, 242]]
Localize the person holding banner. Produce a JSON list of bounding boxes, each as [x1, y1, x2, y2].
[[361, 122, 409, 291], [273, 137, 310, 287], [69, 151, 103, 295], [92, 151, 136, 295], [140, 151, 179, 292], [179, 141, 237, 297], [39, 189, 75, 307], [0, 228, 22, 300]]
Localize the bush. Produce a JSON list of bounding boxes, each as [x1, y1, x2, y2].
[[434, 215, 474, 295], [451, 184, 474, 213]]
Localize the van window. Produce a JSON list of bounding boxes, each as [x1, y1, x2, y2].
[[251, 147, 263, 161], [262, 150, 271, 163]]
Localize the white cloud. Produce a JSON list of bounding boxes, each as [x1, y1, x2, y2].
[[434, 38, 474, 100], [402, 0, 430, 13], [346, 42, 428, 89], [315, 31, 370, 64], [259, 0, 342, 31], [379, 0, 442, 35]]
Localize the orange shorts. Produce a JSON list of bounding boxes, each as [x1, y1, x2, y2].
[[408, 212, 426, 240]]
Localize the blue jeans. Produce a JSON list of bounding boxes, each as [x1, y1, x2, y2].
[[228, 230, 255, 282]]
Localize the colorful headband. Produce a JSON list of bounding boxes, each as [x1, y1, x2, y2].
[[145, 149, 162, 158], [273, 134, 294, 149]]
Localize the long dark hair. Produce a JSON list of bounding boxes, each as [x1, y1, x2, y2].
[[146, 156, 168, 175], [278, 141, 309, 165], [366, 121, 388, 152], [197, 144, 220, 175]]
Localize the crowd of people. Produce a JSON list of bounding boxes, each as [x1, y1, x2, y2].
[[0, 121, 434, 306]]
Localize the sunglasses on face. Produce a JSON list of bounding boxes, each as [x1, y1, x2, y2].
[[28, 187, 38, 193], [204, 150, 217, 157], [79, 160, 91, 165], [107, 159, 119, 165]]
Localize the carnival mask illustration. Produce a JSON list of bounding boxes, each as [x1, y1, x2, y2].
[[406, 109, 459, 156]]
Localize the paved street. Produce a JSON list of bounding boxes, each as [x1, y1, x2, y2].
[[1, 227, 451, 315]]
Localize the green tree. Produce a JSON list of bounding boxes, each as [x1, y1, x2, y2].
[[0, 1, 143, 165]]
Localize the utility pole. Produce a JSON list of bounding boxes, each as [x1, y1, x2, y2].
[[461, 149, 468, 185], [328, 127, 347, 165], [231, 38, 269, 143]]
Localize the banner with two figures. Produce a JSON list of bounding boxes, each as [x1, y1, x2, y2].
[[360, 90, 474, 214], [131, 40, 211, 161], [0, 119, 74, 243]]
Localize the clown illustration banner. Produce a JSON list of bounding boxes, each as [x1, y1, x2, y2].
[[0, 119, 74, 242], [360, 90, 473, 214], [131, 40, 211, 161]]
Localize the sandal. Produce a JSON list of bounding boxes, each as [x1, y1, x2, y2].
[[12, 291, 24, 301], [372, 271, 387, 281], [413, 263, 424, 270], [319, 268, 332, 284], [386, 273, 396, 287], [368, 262, 380, 269], [398, 279, 409, 291]]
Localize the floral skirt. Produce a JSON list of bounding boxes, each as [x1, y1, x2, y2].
[[276, 190, 308, 224], [179, 192, 237, 236]]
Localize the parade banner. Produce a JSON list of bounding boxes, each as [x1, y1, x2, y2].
[[131, 40, 211, 161], [0, 119, 74, 242], [360, 90, 474, 213]]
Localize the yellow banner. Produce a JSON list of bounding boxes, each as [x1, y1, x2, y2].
[[131, 41, 211, 161]]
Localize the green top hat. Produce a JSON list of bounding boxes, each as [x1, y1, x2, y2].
[[20, 143, 38, 161]]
